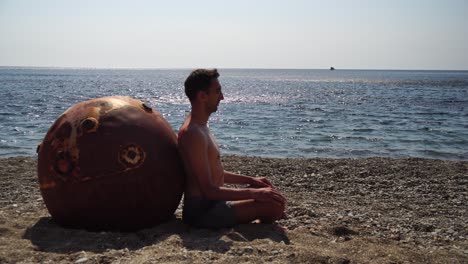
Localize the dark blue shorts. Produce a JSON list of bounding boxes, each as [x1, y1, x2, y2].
[[182, 196, 237, 228]]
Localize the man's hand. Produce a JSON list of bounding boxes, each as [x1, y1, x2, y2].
[[253, 187, 287, 207], [249, 177, 274, 188]]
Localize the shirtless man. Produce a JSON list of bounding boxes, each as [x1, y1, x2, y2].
[[177, 69, 287, 228]]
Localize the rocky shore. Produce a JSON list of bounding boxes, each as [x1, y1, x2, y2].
[[0, 156, 467, 263]]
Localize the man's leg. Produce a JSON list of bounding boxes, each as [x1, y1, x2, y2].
[[230, 199, 285, 224]]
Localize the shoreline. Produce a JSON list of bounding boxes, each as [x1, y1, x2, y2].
[[3, 154, 468, 161], [1, 156, 467, 263]]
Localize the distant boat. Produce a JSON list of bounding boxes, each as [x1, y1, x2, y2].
[[330, 67, 335, 70]]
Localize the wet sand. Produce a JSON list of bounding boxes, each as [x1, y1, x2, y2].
[[0, 156, 467, 263]]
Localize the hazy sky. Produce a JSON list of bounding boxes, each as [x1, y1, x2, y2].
[[1, 0, 467, 70]]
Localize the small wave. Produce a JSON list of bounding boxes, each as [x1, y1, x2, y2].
[[418, 149, 466, 160], [327, 134, 341, 140], [219, 144, 241, 152], [298, 146, 376, 158], [224, 95, 288, 104], [0, 144, 23, 149], [379, 120, 394, 125], [6, 104, 24, 109], [311, 133, 385, 143], [443, 140, 468, 146], [440, 100, 468, 103], [352, 128, 374, 132], [415, 112, 449, 116], [311, 107, 324, 111], [152, 95, 189, 105]]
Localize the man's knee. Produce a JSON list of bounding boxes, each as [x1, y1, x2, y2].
[[272, 202, 285, 220], [259, 201, 285, 222]]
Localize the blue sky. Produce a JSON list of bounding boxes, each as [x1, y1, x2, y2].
[[1, 0, 467, 69]]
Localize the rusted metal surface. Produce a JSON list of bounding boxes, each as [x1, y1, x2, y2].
[[37, 96, 185, 230]]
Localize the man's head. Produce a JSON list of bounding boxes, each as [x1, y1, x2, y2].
[[184, 69, 224, 112]]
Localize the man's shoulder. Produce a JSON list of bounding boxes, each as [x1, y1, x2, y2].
[[178, 124, 207, 145]]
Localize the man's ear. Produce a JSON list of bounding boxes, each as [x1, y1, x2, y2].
[[197, 90, 208, 101]]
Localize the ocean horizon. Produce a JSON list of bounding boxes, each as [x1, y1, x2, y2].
[[1, 68, 467, 160], [2, 66, 468, 71]]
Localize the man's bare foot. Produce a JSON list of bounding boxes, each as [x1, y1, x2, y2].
[[273, 223, 288, 231], [251, 219, 287, 231]]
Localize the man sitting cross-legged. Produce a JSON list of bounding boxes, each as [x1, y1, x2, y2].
[[177, 69, 287, 228]]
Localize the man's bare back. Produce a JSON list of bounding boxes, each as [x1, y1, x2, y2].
[[178, 69, 286, 228]]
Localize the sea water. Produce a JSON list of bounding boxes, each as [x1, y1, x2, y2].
[[1, 68, 467, 159]]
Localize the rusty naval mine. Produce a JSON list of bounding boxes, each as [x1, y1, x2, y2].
[[37, 96, 185, 230]]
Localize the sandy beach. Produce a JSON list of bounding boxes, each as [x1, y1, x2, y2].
[[0, 155, 466, 263]]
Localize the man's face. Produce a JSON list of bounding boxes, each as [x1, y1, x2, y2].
[[205, 78, 224, 113]]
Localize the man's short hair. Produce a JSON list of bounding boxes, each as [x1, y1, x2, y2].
[[184, 69, 220, 101]]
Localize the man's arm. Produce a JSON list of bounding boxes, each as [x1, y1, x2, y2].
[[223, 171, 252, 185], [178, 129, 285, 205], [224, 171, 273, 188]]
